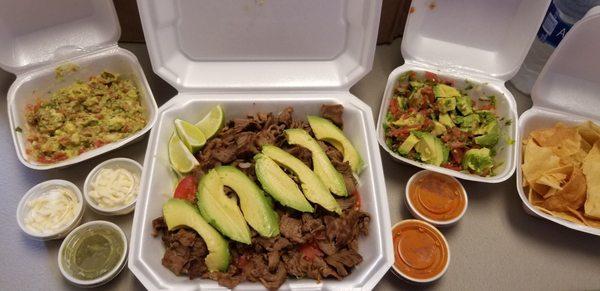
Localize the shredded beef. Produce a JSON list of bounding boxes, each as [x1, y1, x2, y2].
[[285, 145, 313, 167], [320, 104, 344, 128], [154, 105, 369, 290], [324, 249, 363, 277], [280, 214, 305, 243]]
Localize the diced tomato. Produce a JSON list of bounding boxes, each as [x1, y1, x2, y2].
[[448, 141, 465, 149], [421, 86, 435, 105], [236, 254, 249, 268], [424, 71, 440, 82], [478, 104, 495, 111], [451, 148, 465, 164], [390, 125, 420, 139], [351, 190, 362, 210], [93, 140, 105, 148], [422, 118, 434, 131], [442, 163, 462, 171], [173, 175, 198, 202], [299, 242, 324, 261], [389, 98, 402, 119], [409, 71, 417, 80]]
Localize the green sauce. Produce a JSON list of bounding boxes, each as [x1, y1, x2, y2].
[[61, 225, 124, 280]]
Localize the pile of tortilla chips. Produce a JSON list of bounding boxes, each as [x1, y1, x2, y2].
[[522, 121, 600, 228]]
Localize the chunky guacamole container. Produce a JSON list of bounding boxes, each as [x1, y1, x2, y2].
[[376, 0, 551, 183], [129, 0, 393, 290], [2, 0, 158, 170]]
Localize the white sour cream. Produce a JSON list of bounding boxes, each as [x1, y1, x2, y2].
[[25, 187, 78, 235], [89, 167, 139, 209]]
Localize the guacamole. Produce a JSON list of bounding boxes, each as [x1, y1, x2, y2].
[[24, 71, 146, 164]]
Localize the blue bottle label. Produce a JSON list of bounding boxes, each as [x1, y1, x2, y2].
[[537, 2, 574, 48]]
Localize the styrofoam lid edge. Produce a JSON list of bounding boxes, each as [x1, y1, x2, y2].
[[401, 0, 550, 81], [531, 6, 600, 119], [136, 0, 381, 91]]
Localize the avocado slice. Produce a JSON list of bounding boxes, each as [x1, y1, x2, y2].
[[436, 97, 456, 113], [196, 169, 252, 244], [474, 120, 500, 147], [456, 95, 473, 115], [254, 153, 314, 212], [438, 113, 455, 128], [398, 133, 420, 155], [307, 116, 364, 174], [215, 166, 280, 237], [433, 84, 460, 98], [414, 133, 449, 166], [463, 148, 494, 175], [285, 129, 347, 197], [262, 145, 342, 214], [431, 121, 447, 136], [459, 114, 481, 131], [392, 112, 425, 127], [162, 199, 230, 272]]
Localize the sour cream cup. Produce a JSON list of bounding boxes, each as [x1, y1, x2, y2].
[[405, 170, 468, 227], [84, 158, 142, 216], [16, 179, 84, 240]]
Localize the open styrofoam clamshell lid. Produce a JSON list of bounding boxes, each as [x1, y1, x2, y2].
[[4, 0, 158, 170], [531, 6, 600, 120], [517, 7, 600, 236], [137, 0, 382, 91], [402, 0, 550, 80], [0, 0, 120, 73], [377, 0, 550, 183]]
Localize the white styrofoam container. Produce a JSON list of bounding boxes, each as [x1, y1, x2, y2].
[[516, 8, 600, 236], [2, 0, 158, 170], [376, 0, 551, 183], [129, 1, 393, 290]]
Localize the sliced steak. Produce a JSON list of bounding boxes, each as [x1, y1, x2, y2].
[[152, 216, 167, 237], [324, 248, 363, 277], [280, 214, 305, 243], [320, 104, 344, 128]]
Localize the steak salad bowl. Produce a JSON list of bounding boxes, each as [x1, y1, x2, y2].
[[129, 94, 393, 290]]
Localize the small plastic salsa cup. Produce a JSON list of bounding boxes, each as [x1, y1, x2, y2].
[[391, 219, 450, 284], [405, 170, 468, 226]]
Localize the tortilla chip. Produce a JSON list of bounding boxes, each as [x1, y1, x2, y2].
[[542, 167, 587, 212], [580, 138, 592, 153], [534, 206, 583, 225], [583, 141, 600, 219], [577, 121, 600, 146], [528, 187, 545, 205], [522, 121, 600, 229], [543, 188, 559, 199], [522, 140, 561, 188], [537, 172, 567, 190]]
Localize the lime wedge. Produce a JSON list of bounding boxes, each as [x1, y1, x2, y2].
[[175, 119, 207, 153], [195, 105, 224, 139], [168, 133, 199, 173]]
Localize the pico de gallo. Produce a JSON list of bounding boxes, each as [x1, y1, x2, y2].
[[383, 70, 506, 176]]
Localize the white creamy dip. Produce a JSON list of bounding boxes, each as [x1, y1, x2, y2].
[[89, 167, 139, 209], [25, 187, 78, 235]]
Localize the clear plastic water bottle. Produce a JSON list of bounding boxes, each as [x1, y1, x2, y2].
[[511, 0, 600, 95]]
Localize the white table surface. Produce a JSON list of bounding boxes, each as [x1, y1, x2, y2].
[[1, 41, 600, 291]]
